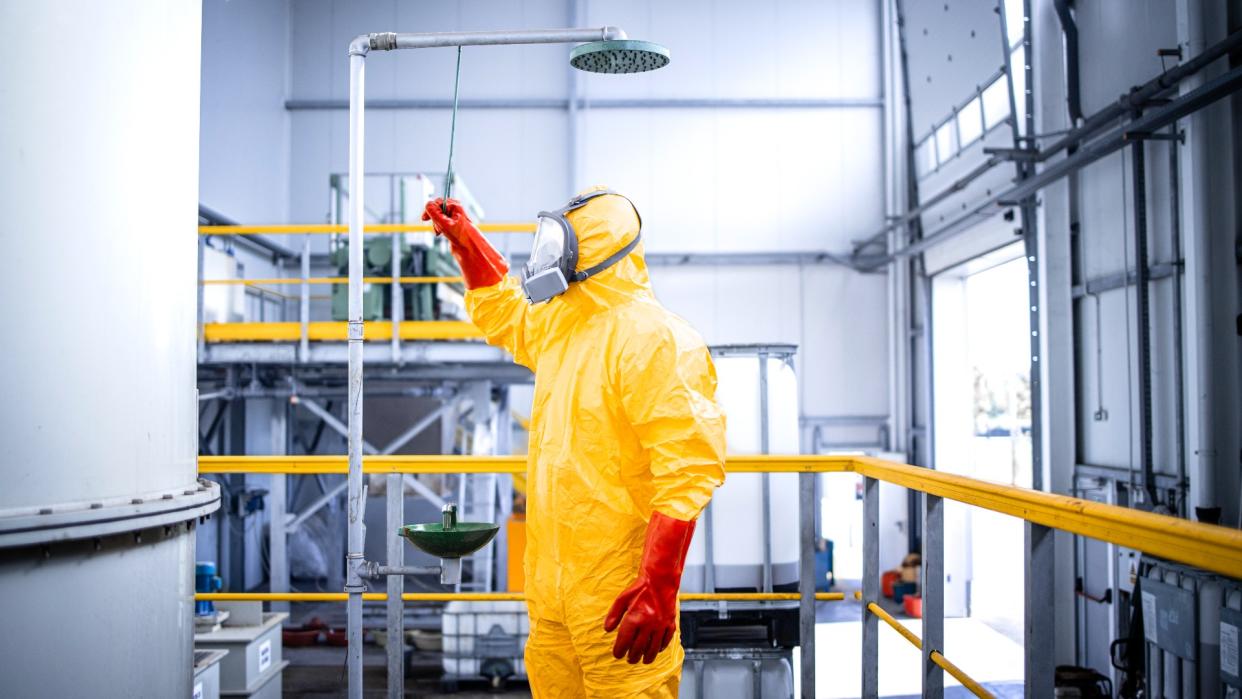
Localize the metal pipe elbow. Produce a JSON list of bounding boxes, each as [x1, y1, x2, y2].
[[348, 34, 371, 56], [601, 25, 627, 41]]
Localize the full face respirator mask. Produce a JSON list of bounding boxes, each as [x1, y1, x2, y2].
[[521, 189, 643, 304]]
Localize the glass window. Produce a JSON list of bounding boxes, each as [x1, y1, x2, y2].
[[957, 96, 984, 147], [1009, 45, 1027, 136], [915, 137, 937, 178], [1004, 0, 1025, 49], [935, 120, 957, 165], [982, 77, 1010, 131]]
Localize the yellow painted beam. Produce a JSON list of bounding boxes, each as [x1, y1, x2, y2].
[[852, 456, 1242, 581], [931, 651, 995, 698], [202, 320, 483, 342], [866, 601, 923, 650], [201, 276, 462, 286], [198, 223, 534, 235], [196, 454, 854, 475], [197, 592, 843, 603], [863, 598, 994, 696], [199, 455, 527, 475], [195, 453, 1242, 580]]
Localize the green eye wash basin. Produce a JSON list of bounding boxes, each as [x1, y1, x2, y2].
[[399, 504, 498, 559]]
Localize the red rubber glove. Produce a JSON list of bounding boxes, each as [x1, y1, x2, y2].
[[422, 198, 508, 289], [604, 511, 696, 664]]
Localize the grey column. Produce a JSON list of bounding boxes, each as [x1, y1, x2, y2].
[[798, 471, 815, 698], [386, 471, 403, 698], [299, 235, 310, 363], [1026, 523, 1055, 697], [862, 476, 880, 696], [922, 494, 944, 698], [269, 401, 289, 613]]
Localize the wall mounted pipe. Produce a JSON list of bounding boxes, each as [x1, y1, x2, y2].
[[1130, 142, 1159, 507], [1052, 0, 1084, 124]]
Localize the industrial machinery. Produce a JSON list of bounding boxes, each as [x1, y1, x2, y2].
[[328, 172, 481, 322]]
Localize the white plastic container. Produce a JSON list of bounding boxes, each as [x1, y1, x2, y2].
[[441, 601, 529, 679], [683, 345, 801, 592]]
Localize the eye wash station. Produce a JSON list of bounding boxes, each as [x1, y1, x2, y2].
[[339, 26, 670, 699]]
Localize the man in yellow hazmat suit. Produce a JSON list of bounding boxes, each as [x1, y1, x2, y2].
[[423, 187, 726, 697]]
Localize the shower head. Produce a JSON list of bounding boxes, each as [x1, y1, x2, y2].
[[570, 40, 669, 74]]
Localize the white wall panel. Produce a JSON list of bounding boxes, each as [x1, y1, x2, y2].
[[651, 265, 889, 419], [582, 0, 880, 101], [200, 0, 291, 222], [580, 108, 883, 252]]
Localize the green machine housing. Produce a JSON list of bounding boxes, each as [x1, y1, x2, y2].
[[330, 238, 464, 321]]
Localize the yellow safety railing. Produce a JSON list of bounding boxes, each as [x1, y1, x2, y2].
[[202, 320, 482, 342], [850, 591, 993, 697], [196, 453, 1242, 697], [201, 276, 464, 286], [197, 223, 536, 343], [198, 592, 846, 603], [198, 223, 534, 235]]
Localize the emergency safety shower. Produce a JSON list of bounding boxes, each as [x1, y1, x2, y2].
[[342, 27, 669, 699]]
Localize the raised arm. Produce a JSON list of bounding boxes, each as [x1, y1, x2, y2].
[[423, 199, 538, 368]]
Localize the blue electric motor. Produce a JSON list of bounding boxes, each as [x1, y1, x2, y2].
[[195, 561, 223, 616]]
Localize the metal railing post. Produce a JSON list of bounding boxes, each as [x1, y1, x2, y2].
[[386, 471, 403, 699], [922, 494, 944, 698], [1026, 522, 1055, 697], [299, 235, 310, 363], [390, 232, 402, 363], [862, 476, 880, 696], [798, 470, 816, 698]]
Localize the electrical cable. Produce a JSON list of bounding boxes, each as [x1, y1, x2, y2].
[[442, 46, 463, 214]]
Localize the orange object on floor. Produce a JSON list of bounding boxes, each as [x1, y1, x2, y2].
[[507, 514, 526, 592], [882, 570, 900, 598], [903, 594, 923, 618]]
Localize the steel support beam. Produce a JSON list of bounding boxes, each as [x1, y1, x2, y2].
[[922, 494, 944, 698], [861, 476, 880, 697], [1026, 523, 1055, 697], [798, 470, 816, 699]]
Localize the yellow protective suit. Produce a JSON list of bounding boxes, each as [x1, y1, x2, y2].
[[464, 187, 727, 697]]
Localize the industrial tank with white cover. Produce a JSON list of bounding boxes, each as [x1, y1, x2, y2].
[[0, 2, 220, 696], [683, 345, 801, 592]]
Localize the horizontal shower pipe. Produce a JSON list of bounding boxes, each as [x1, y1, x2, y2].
[[199, 454, 1242, 580], [197, 592, 846, 603], [199, 223, 533, 235], [285, 97, 884, 111], [861, 597, 993, 698]]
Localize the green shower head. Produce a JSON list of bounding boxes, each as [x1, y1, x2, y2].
[[570, 40, 670, 74]]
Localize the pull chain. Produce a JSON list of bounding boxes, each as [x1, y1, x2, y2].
[[442, 46, 463, 214]]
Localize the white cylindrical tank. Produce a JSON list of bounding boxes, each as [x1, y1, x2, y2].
[[0, 2, 219, 696], [683, 345, 801, 592]]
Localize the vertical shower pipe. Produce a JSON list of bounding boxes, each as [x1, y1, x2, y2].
[[345, 35, 369, 699], [344, 27, 632, 699]]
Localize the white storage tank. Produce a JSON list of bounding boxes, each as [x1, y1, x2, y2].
[[0, 2, 219, 696], [683, 345, 801, 592]]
